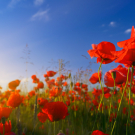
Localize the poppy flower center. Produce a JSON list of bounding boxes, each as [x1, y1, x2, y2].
[[132, 61, 135, 66]]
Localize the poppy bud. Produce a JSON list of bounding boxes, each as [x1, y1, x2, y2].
[[68, 73, 71, 78], [70, 82, 73, 88], [1, 116, 6, 124], [111, 71, 116, 79]]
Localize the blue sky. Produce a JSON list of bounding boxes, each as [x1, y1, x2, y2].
[[0, 0, 135, 92]]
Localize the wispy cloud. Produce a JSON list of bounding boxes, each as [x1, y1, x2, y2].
[[8, 0, 21, 8], [125, 28, 131, 34], [109, 21, 116, 27], [21, 77, 31, 82], [30, 9, 50, 21], [34, 0, 44, 6]]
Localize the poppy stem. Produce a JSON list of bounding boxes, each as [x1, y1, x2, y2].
[[33, 93, 38, 130], [126, 65, 134, 135], [54, 121, 56, 135], [91, 59, 103, 134], [17, 106, 22, 135], [3, 124, 5, 135], [111, 67, 130, 135], [1, 117, 5, 135], [108, 72, 116, 127]]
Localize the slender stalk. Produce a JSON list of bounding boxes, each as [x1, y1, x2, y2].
[[108, 72, 116, 126], [91, 59, 103, 134], [17, 106, 22, 135], [126, 65, 134, 135], [111, 67, 130, 135], [3, 124, 5, 135], [54, 121, 56, 135], [1, 117, 6, 135], [33, 93, 38, 128]]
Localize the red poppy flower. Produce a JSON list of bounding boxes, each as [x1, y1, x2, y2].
[[37, 82, 44, 89], [82, 84, 88, 88], [73, 87, 81, 94], [89, 71, 101, 84], [62, 91, 66, 96], [122, 107, 128, 114], [104, 65, 132, 87], [92, 99, 99, 106], [114, 48, 135, 67], [0, 120, 12, 134], [46, 79, 55, 88], [7, 92, 23, 108], [75, 82, 80, 87], [31, 75, 37, 80], [37, 98, 48, 106], [113, 26, 135, 67], [42, 101, 69, 122], [128, 98, 134, 105], [32, 78, 39, 83], [43, 74, 48, 77], [71, 105, 78, 111], [60, 74, 68, 81], [8, 80, 20, 90], [37, 112, 48, 123], [118, 99, 121, 103], [0, 107, 12, 120], [60, 74, 65, 80], [87, 41, 116, 64], [92, 88, 102, 97], [103, 87, 111, 94], [113, 89, 117, 95], [131, 86, 135, 94], [131, 115, 135, 121], [109, 113, 117, 122], [46, 71, 57, 77], [104, 93, 111, 98], [66, 100, 70, 106], [28, 90, 35, 97], [117, 26, 135, 49], [49, 87, 62, 98], [63, 82, 67, 86], [92, 130, 109, 135]]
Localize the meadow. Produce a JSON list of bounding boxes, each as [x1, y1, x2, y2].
[[1, 27, 135, 135]]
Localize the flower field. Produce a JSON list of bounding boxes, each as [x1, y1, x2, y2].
[[1, 26, 135, 135]]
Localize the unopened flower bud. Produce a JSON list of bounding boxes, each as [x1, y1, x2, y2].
[[111, 71, 116, 79], [70, 82, 73, 88], [68, 73, 71, 78], [1, 117, 6, 124]]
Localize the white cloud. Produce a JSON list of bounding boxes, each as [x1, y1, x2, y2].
[[8, 0, 21, 8], [34, 0, 44, 6], [109, 21, 116, 27], [125, 28, 131, 34], [21, 77, 31, 82], [30, 9, 50, 21]]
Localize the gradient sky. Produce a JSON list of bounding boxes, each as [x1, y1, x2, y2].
[[0, 0, 135, 92]]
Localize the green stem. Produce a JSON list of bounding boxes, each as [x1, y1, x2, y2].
[[111, 67, 130, 135], [54, 121, 56, 135], [91, 59, 103, 134], [126, 65, 133, 135], [33, 93, 38, 128], [3, 124, 5, 135], [108, 72, 116, 126]]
